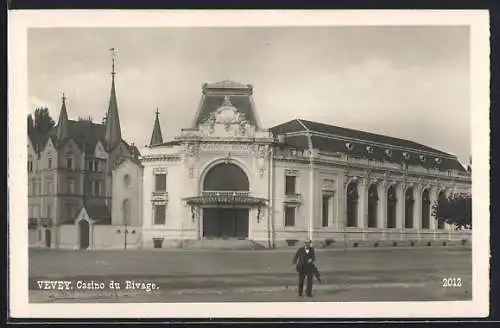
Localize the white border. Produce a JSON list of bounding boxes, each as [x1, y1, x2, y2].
[[8, 10, 490, 318]]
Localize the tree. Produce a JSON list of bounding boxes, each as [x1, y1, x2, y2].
[[432, 192, 472, 230], [31, 107, 55, 135], [27, 114, 34, 134]]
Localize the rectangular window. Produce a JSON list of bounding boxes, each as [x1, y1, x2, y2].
[[154, 205, 166, 225], [28, 160, 33, 172], [322, 195, 330, 227], [37, 181, 42, 195], [46, 204, 52, 218], [87, 161, 93, 171], [285, 176, 296, 195], [84, 181, 91, 194], [66, 178, 74, 194], [93, 180, 101, 196], [284, 206, 296, 227], [94, 161, 99, 172], [34, 205, 40, 218], [155, 174, 167, 192], [48, 158, 52, 169], [66, 158, 73, 169], [47, 181, 52, 195]]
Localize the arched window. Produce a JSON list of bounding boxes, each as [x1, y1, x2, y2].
[[368, 184, 378, 228], [422, 189, 431, 229], [437, 191, 447, 229], [346, 181, 359, 227], [203, 163, 249, 191], [405, 187, 414, 228], [387, 186, 397, 228], [122, 199, 131, 225]]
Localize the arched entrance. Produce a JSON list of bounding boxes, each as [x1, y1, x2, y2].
[[422, 189, 431, 229], [405, 187, 414, 228], [437, 191, 447, 229], [79, 220, 90, 249], [202, 162, 250, 239], [44, 229, 51, 248], [346, 181, 359, 227], [367, 184, 378, 228], [387, 186, 397, 228]]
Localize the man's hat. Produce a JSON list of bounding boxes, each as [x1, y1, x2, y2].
[[304, 239, 312, 244]]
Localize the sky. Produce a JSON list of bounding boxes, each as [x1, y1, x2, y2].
[[28, 26, 471, 164]]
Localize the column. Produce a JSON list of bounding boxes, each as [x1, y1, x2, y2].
[[358, 178, 368, 229], [378, 181, 387, 229], [429, 187, 438, 239], [336, 175, 346, 231], [413, 185, 422, 239]]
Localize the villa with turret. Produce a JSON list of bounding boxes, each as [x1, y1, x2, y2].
[[28, 64, 472, 250]]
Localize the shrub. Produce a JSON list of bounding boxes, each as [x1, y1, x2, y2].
[[374, 242, 379, 247], [426, 241, 432, 246], [325, 238, 335, 246], [393, 242, 398, 247], [352, 242, 359, 248], [410, 241, 415, 247]]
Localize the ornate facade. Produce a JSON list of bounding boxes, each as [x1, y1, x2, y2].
[[139, 80, 472, 249], [28, 60, 142, 249]]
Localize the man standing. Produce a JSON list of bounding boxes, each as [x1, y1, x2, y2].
[[292, 239, 316, 297]]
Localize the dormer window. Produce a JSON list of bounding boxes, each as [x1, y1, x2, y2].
[[66, 157, 73, 169], [435, 157, 442, 165], [385, 149, 392, 158], [48, 158, 52, 169], [345, 142, 354, 151], [402, 152, 410, 160], [366, 146, 374, 154], [419, 155, 426, 163]]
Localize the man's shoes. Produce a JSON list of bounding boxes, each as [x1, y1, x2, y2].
[[306, 294, 313, 297], [298, 293, 303, 297]]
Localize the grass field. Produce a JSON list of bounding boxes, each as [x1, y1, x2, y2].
[[29, 246, 472, 303]]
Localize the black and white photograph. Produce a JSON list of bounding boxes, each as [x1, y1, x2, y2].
[[8, 10, 489, 318]]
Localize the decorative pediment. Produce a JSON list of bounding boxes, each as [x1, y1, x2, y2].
[[199, 96, 254, 137]]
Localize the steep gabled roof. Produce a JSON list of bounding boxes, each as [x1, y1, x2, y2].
[[83, 203, 111, 225]]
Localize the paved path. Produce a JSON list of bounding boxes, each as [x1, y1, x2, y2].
[[29, 247, 472, 303]]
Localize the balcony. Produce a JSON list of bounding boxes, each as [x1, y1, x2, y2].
[[284, 192, 302, 205], [202, 191, 250, 197], [151, 191, 168, 203]]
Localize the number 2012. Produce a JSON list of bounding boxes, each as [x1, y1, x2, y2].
[[442, 277, 462, 287]]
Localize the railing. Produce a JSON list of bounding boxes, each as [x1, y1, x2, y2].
[[202, 191, 250, 197], [151, 191, 168, 202]]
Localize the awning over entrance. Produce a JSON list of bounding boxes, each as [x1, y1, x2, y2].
[[183, 193, 268, 223], [183, 194, 267, 206]]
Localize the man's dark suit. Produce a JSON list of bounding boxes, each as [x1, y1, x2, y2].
[[292, 246, 316, 296]]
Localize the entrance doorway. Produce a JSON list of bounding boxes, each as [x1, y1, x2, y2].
[[79, 220, 90, 249], [44, 229, 51, 248], [203, 208, 249, 239]]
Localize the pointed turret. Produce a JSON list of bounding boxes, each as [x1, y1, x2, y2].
[[104, 48, 122, 151], [149, 108, 163, 147], [56, 92, 69, 141]]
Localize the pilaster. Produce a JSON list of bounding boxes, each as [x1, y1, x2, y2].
[[413, 184, 422, 231], [378, 180, 387, 229]]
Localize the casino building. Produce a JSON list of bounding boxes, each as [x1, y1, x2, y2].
[[139, 80, 472, 249]]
